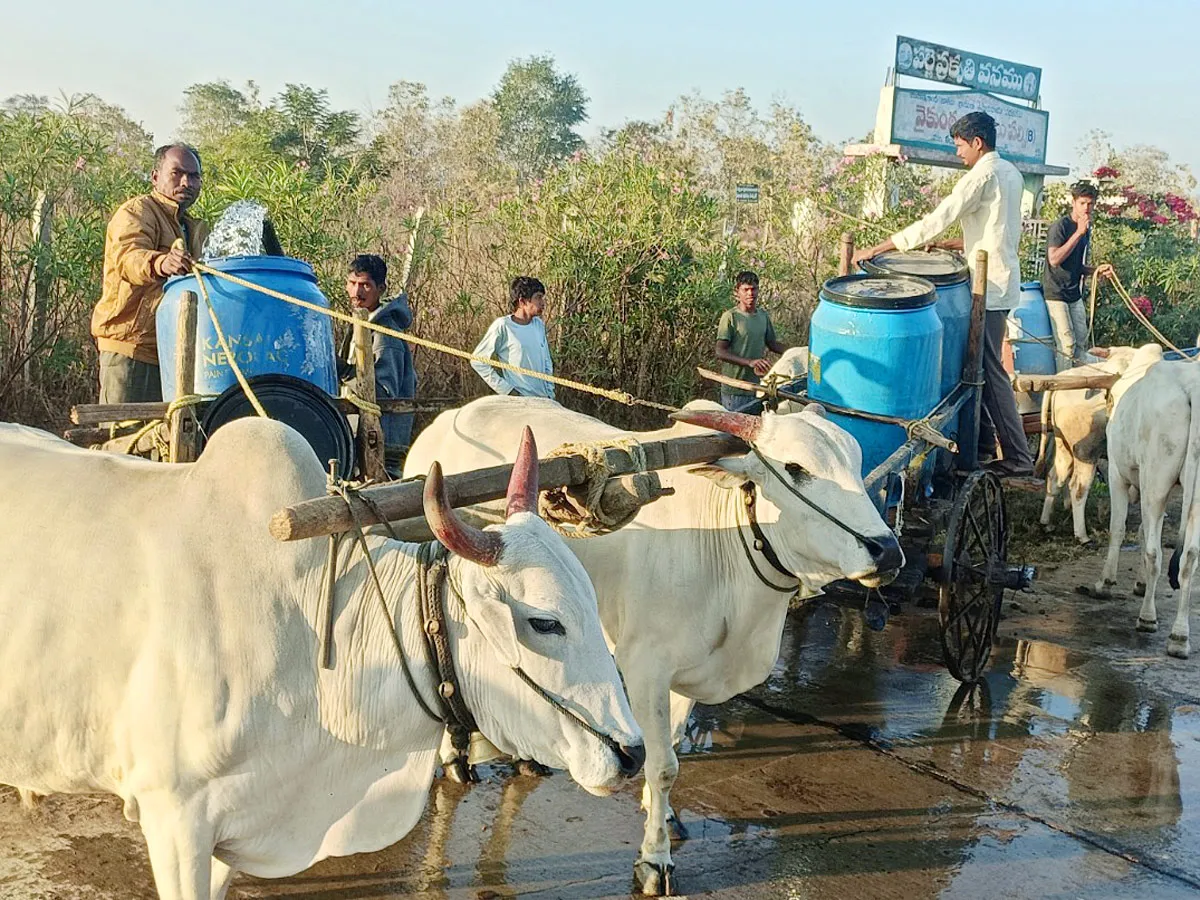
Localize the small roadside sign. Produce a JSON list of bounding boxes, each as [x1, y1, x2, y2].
[[735, 183, 760, 203]]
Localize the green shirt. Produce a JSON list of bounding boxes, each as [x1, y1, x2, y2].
[[716, 307, 777, 393]]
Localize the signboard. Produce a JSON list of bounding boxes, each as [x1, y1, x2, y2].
[[895, 36, 1041, 102], [891, 87, 1049, 165], [735, 183, 759, 203]]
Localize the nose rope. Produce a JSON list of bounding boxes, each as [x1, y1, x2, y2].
[[750, 448, 895, 555]]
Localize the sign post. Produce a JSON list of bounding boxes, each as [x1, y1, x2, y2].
[[735, 184, 760, 203], [846, 38, 1067, 220]]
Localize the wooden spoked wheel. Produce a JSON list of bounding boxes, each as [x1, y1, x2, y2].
[[939, 470, 1008, 682]]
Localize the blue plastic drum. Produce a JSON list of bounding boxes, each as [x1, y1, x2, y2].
[[1008, 282, 1058, 413], [156, 256, 338, 401], [861, 249, 971, 400], [809, 274, 943, 478]]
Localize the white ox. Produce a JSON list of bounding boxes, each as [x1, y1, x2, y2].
[[405, 397, 902, 894], [1095, 344, 1200, 658], [0, 418, 642, 900], [1036, 347, 1136, 543]]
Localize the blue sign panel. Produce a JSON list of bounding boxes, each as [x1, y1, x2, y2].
[[895, 36, 1041, 102]]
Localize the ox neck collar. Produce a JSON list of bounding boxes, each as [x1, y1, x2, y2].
[[416, 542, 479, 782], [737, 483, 800, 594]]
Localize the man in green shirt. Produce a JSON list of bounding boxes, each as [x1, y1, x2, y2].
[[715, 271, 788, 409]]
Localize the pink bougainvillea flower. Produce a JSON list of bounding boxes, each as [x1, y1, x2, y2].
[[1132, 295, 1154, 318], [1094, 165, 1120, 179]]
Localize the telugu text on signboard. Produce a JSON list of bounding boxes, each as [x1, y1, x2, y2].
[[890, 88, 1049, 166], [894, 36, 1041, 102]]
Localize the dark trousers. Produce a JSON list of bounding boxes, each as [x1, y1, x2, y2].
[[98, 351, 162, 404], [978, 311, 1033, 468]]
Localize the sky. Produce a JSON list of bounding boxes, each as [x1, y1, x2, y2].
[[3, 0, 1196, 181]]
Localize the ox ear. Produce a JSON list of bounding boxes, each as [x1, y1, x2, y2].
[[687, 456, 753, 491], [465, 593, 521, 668]]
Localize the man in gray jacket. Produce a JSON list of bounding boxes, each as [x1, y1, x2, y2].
[[341, 254, 417, 476]]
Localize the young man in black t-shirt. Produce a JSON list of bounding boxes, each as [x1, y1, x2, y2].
[[1042, 181, 1114, 370]]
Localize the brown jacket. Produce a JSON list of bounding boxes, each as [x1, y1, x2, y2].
[[91, 192, 208, 365]]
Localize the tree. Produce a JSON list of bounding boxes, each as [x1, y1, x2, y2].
[[492, 55, 587, 182], [267, 84, 361, 173], [178, 81, 259, 146]]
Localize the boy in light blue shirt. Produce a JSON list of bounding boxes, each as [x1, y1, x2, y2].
[[471, 276, 555, 399]]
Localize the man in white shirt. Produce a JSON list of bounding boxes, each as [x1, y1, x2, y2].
[[853, 112, 1033, 477], [471, 276, 555, 399]]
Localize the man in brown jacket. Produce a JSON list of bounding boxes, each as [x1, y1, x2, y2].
[[91, 144, 208, 403]]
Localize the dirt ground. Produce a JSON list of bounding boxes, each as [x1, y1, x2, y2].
[[4, 484, 1200, 899]]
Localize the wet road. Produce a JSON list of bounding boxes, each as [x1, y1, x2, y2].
[[3, 547, 1200, 899]]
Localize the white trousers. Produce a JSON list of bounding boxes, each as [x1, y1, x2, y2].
[[1046, 299, 1089, 372]]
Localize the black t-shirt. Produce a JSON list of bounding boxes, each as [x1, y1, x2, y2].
[[1042, 214, 1090, 302]]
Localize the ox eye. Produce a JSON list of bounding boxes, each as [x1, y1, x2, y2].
[[785, 463, 807, 479], [529, 617, 566, 636]]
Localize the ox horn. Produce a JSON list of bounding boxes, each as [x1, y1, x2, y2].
[[505, 426, 540, 518], [423, 461, 503, 566], [669, 409, 761, 443]]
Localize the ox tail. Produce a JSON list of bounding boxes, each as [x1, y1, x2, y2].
[[1169, 387, 1200, 590], [1033, 390, 1053, 478]]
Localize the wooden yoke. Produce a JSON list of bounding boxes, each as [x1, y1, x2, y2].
[[352, 308, 388, 481], [168, 290, 199, 463], [269, 433, 745, 542]]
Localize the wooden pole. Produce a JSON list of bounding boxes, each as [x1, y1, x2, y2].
[[352, 308, 388, 482], [168, 290, 199, 463], [269, 432, 744, 542], [838, 231, 855, 277], [958, 249, 989, 470], [1011, 371, 1119, 393]]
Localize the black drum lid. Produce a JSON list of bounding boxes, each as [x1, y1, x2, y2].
[[199, 374, 356, 479]]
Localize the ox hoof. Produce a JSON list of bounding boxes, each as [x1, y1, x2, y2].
[[514, 759, 552, 777], [1137, 618, 1159, 633], [1134, 581, 1147, 598], [666, 813, 689, 842], [443, 761, 479, 784], [634, 860, 676, 896], [1167, 635, 1191, 659]]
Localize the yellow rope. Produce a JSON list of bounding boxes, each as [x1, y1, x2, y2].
[[343, 392, 382, 417], [192, 268, 271, 417], [1107, 271, 1200, 362], [190, 261, 678, 413], [116, 393, 212, 461], [539, 437, 652, 538]]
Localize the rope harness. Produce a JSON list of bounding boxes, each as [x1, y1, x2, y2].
[[736, 483, 800, 595], [539, 438, 653, 538], [319, 481, 628, 781]]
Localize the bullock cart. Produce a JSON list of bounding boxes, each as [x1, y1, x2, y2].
[[63, 289, 452, 479], [707, 245, 1034, 682]]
